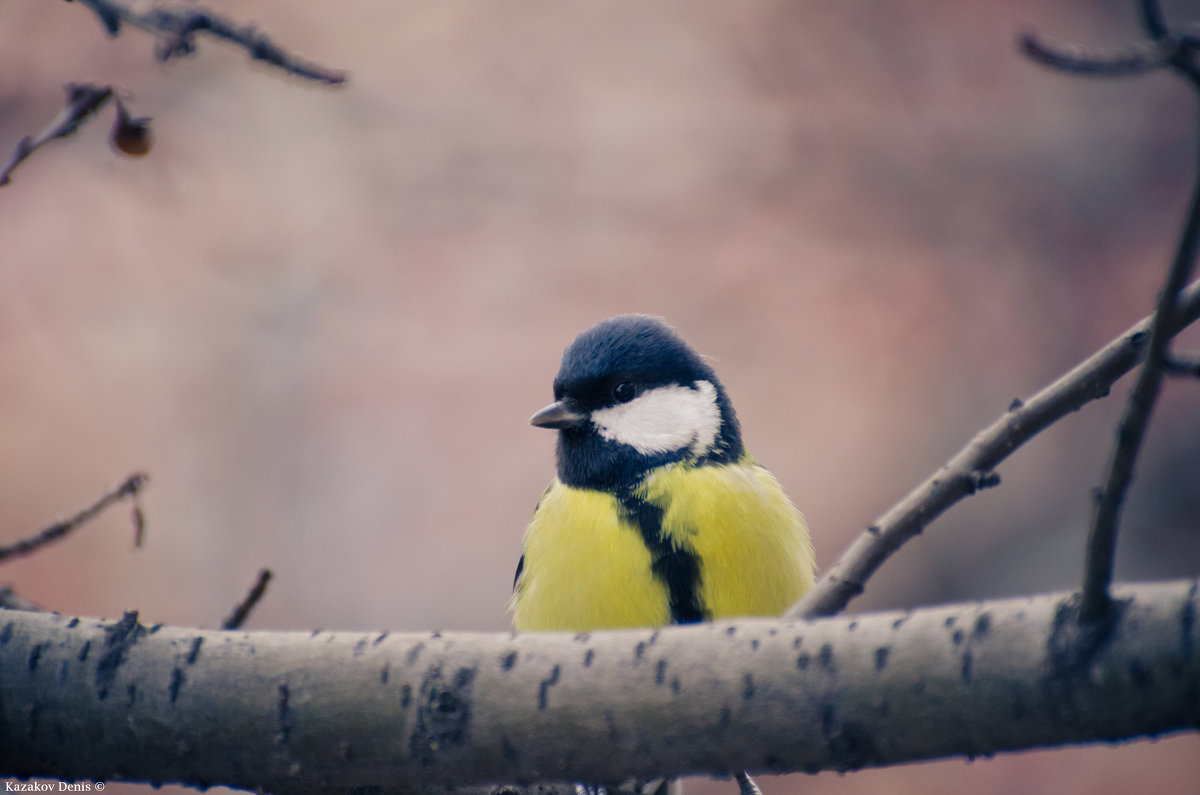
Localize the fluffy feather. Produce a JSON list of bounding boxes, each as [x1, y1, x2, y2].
[[513, 457, 813, 631]]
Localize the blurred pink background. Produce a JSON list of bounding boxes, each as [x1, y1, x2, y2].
[[2, 1, 1199, 793]]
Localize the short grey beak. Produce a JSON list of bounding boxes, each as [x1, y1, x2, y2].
[[529, 400, 587, 429]]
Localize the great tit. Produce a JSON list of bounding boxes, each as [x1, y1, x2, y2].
[[512, 314, 815, 632]]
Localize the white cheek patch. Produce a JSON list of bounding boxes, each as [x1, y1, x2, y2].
[[591, 380, 721, 456]]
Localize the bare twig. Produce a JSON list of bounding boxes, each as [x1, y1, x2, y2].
[[733, 772, 762, 795], [68, 0, 347, 85], [222, 568, 273, 630], [1140, 0, 1170, 41], [1164, 353, 1200, 376], [1014, 0, 1200, 622], [1018, 33, 1173, 77], [0, 473, 149, 564], [0, 83, 113, 187], [3, 3, 345, 186], [790, 3, 1200, 624], [1080, 107, 1200, 621], [786, 279, 1200, 620], [1020, 1, 1200, 82]]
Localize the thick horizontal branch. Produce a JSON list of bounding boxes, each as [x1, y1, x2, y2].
[[1, 580, 1197, 791], [789, 278, 1200, 619]]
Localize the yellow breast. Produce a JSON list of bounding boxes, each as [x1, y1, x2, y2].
[[512, 459, 814, 632]]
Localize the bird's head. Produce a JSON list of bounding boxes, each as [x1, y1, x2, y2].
[[531, 314, 744, 490]]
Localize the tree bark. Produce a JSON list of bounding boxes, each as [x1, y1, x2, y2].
[[1, 580, 1197, 793]]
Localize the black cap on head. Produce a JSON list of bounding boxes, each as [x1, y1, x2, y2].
[[539, 314, 744, 490]]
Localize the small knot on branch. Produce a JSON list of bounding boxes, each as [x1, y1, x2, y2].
[[1050, 592, 1125, 668], [967, 470, 1001, 493], [118, 471, 150, 498]]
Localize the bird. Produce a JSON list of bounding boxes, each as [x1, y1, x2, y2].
[[512, 313, 815, 634]]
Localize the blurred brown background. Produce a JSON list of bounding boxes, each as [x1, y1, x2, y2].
[[2, 1, 1199, 793]]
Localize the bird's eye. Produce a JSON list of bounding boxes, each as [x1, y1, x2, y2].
[[612, 381, 636, 403]]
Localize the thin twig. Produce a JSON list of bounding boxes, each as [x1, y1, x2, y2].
[[1020, 1, 1200, 82], [1018, 32, 1173, 77], [1164, 353, 1200, 376], [1079, 103, 1200, 621], [0, 473, 149, 564], [1140, 0, 1169, 41], [68, 0, 347, 85], [791, 5, 1200, 623], [785, 279, 1200, 620], [733, 772, 762, 795], [0, 83, 113, 187], [222, 568, 273, 630], [3, 2, 345, 186]]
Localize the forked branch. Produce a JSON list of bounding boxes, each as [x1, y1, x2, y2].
[[0, 472, 147, 564], [1, 2, 346, 187], [786, 280, 1200, 619], [0, 83, 112, 186], [1077, 4, 1200, 620], [790, 0, 1200, 622]]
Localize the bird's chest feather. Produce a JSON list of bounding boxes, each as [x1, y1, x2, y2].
[[514, 484, 671, 631], [513, 463, 814, 632]]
